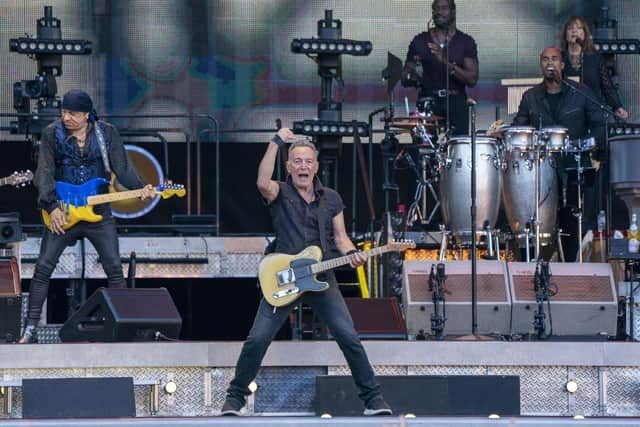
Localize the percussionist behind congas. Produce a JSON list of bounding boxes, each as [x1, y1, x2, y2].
[[510, 47, 606, 261]]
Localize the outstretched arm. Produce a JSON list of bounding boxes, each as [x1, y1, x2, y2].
[[257, 127, 296, 203]]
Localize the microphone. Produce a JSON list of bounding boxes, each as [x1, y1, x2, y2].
[[428, 263, 436, 291], [575, 38, 584, 47]]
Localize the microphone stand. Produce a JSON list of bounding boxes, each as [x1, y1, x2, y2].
[[469, 100, 478, 335], [560, 79, 615, 260], [430, 263, 446, 339]]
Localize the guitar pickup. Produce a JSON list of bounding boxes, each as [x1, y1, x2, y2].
[[273, 286, 300, 299], [276, 269, 296, 286]]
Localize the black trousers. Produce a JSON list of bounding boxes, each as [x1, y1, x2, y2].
[[422, 92, 469, 136], [26, 216, 125, 322], [226, 276, 382, 406]]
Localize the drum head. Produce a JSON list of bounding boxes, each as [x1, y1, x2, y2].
[[110, 145, 164, 219]]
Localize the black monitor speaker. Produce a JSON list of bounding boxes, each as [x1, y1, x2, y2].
[[59, 287, 182, 342]]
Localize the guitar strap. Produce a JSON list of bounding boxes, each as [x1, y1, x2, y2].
[[316, 184, 330, 261], [93, 122, 112, 175]]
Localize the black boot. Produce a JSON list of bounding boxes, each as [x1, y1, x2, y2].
[[18, 320, 38, 344]]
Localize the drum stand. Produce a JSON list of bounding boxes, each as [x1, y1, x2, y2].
[[570, 150, 586, 263]]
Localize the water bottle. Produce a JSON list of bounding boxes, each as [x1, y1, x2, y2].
[[629, 213, 639, 254], [597, 210, 606, 233], [597, 210, 606, 262]]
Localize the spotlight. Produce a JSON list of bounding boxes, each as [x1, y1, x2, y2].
[[248, 381, 258, 393], [609, 123, 640, 137], [320, 413, 332, 418], [293, 120, 370, 137], [565, 380, 578, 393], [291, 38, 372, 56], [594, 39, 640, 54], [488, 414, 501, 419], [163, 380, 177, 394]]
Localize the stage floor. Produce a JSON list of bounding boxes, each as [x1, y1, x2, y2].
[[2, 341, 640, 419]]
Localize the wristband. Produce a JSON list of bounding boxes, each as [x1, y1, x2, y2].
[[346, 249, 358, 255], [272, 134, 285, 146]]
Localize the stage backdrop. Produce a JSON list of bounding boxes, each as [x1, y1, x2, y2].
[[0, 0, 638, 232]]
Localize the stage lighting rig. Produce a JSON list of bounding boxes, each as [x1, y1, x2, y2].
[[8, 5, 92, 138], [609, 122, 640, 137], [290, 10, 372, 187], [591, 6, 639, 76]]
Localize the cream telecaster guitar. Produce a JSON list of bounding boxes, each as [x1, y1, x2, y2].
[[41, 177, 185, 230], [259, 240, 415, 307]]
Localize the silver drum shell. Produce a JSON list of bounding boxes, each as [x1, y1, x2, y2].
[[502, 151, 558, 246], [439, 136, 502, 236]]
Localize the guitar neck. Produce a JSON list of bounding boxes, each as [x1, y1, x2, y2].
[[310, 245, 395, 274], [86, 188, 145, 206]]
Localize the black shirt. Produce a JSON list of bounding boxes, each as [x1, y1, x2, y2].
[[268, 176, 344, 259], [545, 91, 562, 120], [406, 29, 478, 95]]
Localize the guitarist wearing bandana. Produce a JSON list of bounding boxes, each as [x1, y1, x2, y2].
[[220, 128, 392, 416], [19, 89, 155, 344]]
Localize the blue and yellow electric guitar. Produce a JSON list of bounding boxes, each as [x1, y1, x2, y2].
[[41, 177, 186, 231]]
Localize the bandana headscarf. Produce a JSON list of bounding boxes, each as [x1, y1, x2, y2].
[[61, 89, 93, 113]]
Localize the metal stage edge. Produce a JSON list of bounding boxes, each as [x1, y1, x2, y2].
[[2, 341, 640, 419]]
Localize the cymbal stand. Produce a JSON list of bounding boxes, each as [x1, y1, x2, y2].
[[533, 137, 544, 261], [573, 149, 585, 263]]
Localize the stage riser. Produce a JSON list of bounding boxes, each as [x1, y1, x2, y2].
[[3, 364, 640, 418]]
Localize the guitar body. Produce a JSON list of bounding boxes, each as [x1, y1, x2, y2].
[[41, 178, 109, 230], [259, 245, 328, 307]]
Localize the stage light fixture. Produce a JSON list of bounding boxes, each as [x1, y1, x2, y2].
[[248, 381, 258, 393], [291, 38, 372, 56], [9, 6, 93, 138], [609, 123, 640, 136], [594, 39, 640, 54], [9, 38, 91, 55], [163, 380, 177, 395], [292, 120, 370, 137], [565, 380, 579, 393]]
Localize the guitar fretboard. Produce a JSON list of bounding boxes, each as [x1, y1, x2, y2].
[[86, 188, 146, 205], [310, 245, 395, 274]]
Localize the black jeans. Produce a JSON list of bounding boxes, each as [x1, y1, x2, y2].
[[26, 216, 125, 322], [226, 276, 382, 405]]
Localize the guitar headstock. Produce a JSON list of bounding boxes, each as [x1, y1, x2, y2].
[[387, 239, 416, 251], [156, 182, 186, 199], [2, 170, 34, 187]]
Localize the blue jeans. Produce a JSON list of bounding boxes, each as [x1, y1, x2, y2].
[[26, 216, 125, 322], [226, 275, 382, 405]]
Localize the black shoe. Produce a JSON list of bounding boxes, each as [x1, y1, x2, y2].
[[364, 396, 392, 416], [220, 398, 244, 416], [18, 325, 38, 344]]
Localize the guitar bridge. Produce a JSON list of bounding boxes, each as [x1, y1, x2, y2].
[[276, 268, 296, 286], [273, 286, 300, 299]]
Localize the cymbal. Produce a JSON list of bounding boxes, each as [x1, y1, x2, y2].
[[392, 114, 443, 123], [390, 122, 435, 130]]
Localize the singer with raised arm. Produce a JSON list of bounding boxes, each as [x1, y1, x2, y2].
[[561, 16, 629, 120], [512, 47, 606, 261], [220, 128, 391, 417], [401, 0, 478, 135]]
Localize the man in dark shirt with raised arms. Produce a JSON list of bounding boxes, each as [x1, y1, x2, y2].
[[220, 128, 391, 416], [402, 0, 479, 135]]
